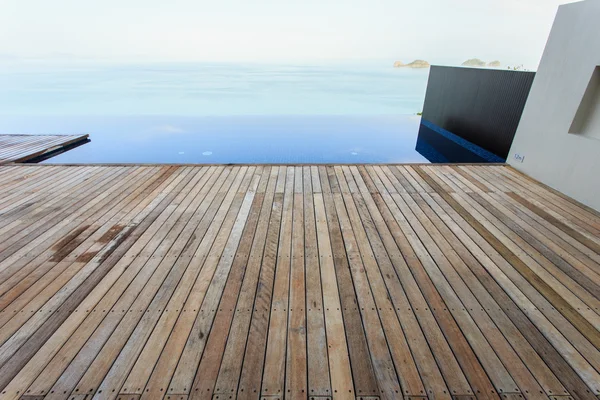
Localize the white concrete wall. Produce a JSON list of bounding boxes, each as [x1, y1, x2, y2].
[[508, 0, 600, 211]]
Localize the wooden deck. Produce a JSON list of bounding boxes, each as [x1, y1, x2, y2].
[[0, 135, 89, 164], [0, 164, 598, 400]]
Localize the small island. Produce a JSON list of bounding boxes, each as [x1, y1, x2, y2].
[[460, 58, 504, 68], [393, 59, 430, 69], [462, 58, 487, 67]]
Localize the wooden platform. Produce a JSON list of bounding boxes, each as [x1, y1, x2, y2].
[[0, 135, 89, 164], [0, 164, 598, 400]]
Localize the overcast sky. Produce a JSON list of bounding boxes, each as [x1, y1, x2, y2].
[[0, 0, 575, 68]]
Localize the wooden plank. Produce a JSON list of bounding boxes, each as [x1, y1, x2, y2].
[[5, 167, 198, 399], [317, 166, 377, 398], [449, 192, 600, 389], [406, 192, 553, 399], [302, 166, 331, 397], [489, 191, 600, 289], [493, 167, 600, 239], [314, 190, 354, 400], [490, 192, 600, 281], [0, 167, 161, 321], [209, 167, 277, 399], [416, 192, 570, 395], [466, 190, 600, 317], [338, 167, 425, 397], [127, 169, 248, 399], [107, 167, 238, 397], [422, 192, 597, 400], [354, 166, 465, 400], [260, 166, 294, 398], [413, 166, 600, 397], [0, 168, 170, 358], [182, 168, 266, 400], [234, 171, 284, 400], [35, 167, 233, 398], [461, 191, 600, 348], [369, 167, 499, 400], [0, 167, 194, 398], [1, 168, 186, 395], [128, 170, 253, 398], [0, 167, 131, 266], [93, 167, 253, 397], [0, 134, 88, 164], [330, 166, 402, 399], [500, 166, 600, 227], [284, 167, 308, 399], [0, 164, 599, 400], [505, 192, 600, 264]]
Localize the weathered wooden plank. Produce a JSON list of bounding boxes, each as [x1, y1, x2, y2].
[[318, 166, 376, 398], [116, 168, 258, 397], [302, 166, 331, 397], [39, 167, 235, 398], [104, 167, 252, 396], [313, 189, 354, 400], [413, 166, 600, 397], [182, 169, 266, 400], [339, 167, 425, 397], [235, 172, 284, 400], [260, 167, 294, 398], [0, 168, 193, 398], [283, 168, 308, 399], [0, 134, 88, 164], [208, 167, 277, 399], [0, 164, 598, 400], [330, 166, 402, 399], [13, 168, 200, 399], [370, 167, 498, 400], [2, 168, 192, 398]]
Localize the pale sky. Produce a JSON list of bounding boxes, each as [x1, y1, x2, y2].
[[0, 0, 576, 68]]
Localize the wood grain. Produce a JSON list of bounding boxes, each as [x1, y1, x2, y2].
[[0, 164, 595, 400]]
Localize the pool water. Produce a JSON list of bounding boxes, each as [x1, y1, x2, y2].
[[0, 115, 429, 164]]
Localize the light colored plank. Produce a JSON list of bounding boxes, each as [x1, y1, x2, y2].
[[260, 167, 294, 398]]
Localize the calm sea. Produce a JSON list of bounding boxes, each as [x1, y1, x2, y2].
[[0, 62, 431, 163]]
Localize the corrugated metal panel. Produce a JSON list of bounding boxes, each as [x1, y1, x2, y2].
[[421, 66, 535, 158]]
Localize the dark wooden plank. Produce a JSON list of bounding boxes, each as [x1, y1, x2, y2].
[[330, 166, 402, 399], [317, 166, 379, 397], [368, 167, 499, 400], [235, 168, 285, 400]]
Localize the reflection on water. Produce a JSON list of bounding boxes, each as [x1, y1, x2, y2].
[[0, 115, 429, 164], [415, 120, 505, 163], [0, 115, 505, 164]]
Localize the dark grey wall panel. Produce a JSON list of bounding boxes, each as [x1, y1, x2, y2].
[[421, 66, 535, 158]]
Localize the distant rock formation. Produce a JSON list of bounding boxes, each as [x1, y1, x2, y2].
[[394, 59, 430, 69], [487, 60, 501, 68], [462, 58, 487, 67]]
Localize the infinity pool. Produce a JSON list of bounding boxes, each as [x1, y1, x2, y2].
[[0, 115, 431, 164]]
